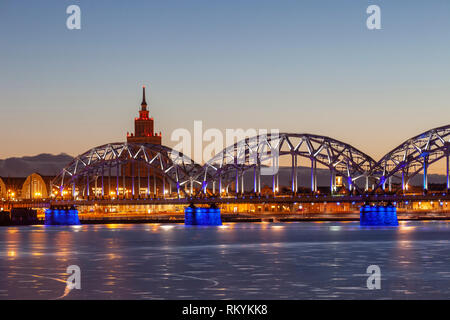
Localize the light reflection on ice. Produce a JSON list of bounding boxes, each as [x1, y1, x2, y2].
[[0, 221, 450, 299]]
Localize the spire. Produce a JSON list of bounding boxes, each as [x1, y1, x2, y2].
[[141, 85, 147, 106]]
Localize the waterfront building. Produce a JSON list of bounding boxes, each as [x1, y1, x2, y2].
[[21, 173, 51, 199], [0, 173, 52, 200], [0, 177, 6, 199]]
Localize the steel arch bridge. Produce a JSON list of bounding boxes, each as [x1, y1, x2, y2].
[[52, 142, 206, 198], [52, 125, 450, 200], [371, 124, 450, 193], [196, 133, 378, 195]]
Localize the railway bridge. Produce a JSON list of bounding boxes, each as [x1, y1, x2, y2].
[[3, 124, 450, 211]]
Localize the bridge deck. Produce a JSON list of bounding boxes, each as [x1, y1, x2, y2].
[[4, 193, 450, 208]]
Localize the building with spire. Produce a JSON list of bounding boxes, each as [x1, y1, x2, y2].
[[123, 85, 163, 185], [127, 86, 162, 145]]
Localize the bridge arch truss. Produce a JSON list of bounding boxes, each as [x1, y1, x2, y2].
[[196, 133, 378, 196], [52, 125, 450, 201], [371, 125, 450, 193], [52, 142, 205, 199]]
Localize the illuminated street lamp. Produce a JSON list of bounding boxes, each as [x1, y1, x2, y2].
[[7, 190, 15, 201]]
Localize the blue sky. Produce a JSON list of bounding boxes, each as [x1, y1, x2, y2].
[[0, 0, 449, 162]]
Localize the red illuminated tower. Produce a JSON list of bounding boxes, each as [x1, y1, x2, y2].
[[127, 86, 162, 145]]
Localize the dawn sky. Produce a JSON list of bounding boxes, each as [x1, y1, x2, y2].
[[1, 0, 449, 162]]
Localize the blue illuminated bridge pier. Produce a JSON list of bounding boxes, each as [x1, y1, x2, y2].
[[4, 124, 450, 211]]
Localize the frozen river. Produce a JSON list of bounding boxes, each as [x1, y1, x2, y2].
[[1, 221, 450, 299]]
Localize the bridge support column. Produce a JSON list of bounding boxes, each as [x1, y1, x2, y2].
[[108, 165, 112, 198], [163, 178, 166, 198], [235, 169, 239, 195], [116, 163, 119, 198], [147, 166, 151, 198], [153, 171, 156, 197], [291, 154, 297, 194], [389, 176, 392, 193], [346, 162, 352, 193], [131, 162, 135, 198], [253, 166, 257, 194], [138, 164, 141, 198], [122, 166, 126, 198], [272, 173, 276, 194], [101, 166, 104, 198], [86, 174, 90, 198], [365, 175, 369, 192], [314, 160, 317, 192], [94, 175, 98, 199], [276, 173, 279, 193], [257, 164, 261, 195], [310, 158, 317, 193], [202, 179, 208, 194], [295, 155, 298, 193], [72, 179, 76, 199], [240, 173, 244, 195], [423, 156, 428, 193], [447, 152, 449, 191], [219, 175, 222, 197], [402, 170, 406, 193], [330, 168, 335, 195]]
